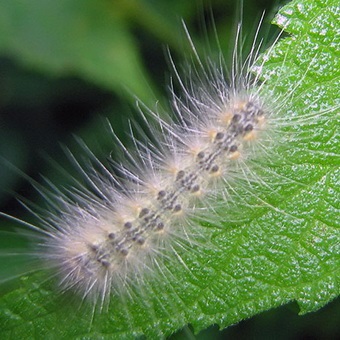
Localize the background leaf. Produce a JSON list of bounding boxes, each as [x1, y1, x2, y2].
[[0, 0, 159, 103], [0, 0, 339, 338]]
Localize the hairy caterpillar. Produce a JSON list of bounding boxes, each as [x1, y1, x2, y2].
[[0, 0, 338, 338]]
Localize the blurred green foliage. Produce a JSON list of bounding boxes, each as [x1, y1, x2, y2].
[[0, 0, 338, 338]]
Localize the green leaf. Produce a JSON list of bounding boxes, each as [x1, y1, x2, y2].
[[0, 0, 339, 338], [0, 0, 157, 103]]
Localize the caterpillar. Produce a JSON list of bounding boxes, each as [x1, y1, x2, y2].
[[0, 0, 338, 338]]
